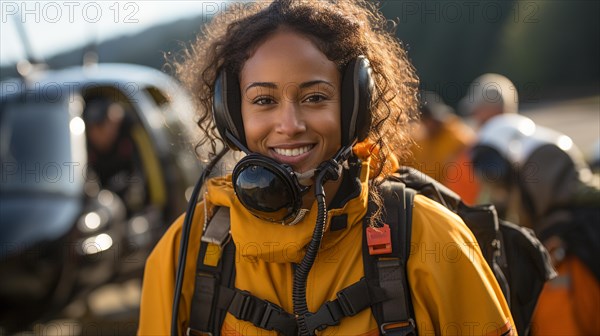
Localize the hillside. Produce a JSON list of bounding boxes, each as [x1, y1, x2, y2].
[[2, 0, 598, 106]]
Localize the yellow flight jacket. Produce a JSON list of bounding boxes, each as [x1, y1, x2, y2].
[[138, 161, 515, 335]]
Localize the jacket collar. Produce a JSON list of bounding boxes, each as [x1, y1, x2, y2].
[[205, 158, 371, 263]]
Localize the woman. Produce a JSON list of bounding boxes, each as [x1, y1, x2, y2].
[[138, 1, 515, 335]]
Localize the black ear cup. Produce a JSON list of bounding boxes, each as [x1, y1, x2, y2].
[[212, 69, 245, 151], [341, 56, 374, 146], [213, 56, 374, 151]]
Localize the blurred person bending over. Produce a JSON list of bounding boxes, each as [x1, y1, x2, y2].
[[472, 114, 600, 335]]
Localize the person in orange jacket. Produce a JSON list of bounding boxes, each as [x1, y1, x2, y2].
[[137, 1, 516, 335], [409, 91, 480, 204]]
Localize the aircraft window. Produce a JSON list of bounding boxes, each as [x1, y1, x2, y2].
[[81, 92, 169, 218], [0, 99, 81, 195]]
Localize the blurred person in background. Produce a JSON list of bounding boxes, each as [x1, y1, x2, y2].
[[409, 91, 480, 204], [456, 73, 520, 205], [460, 73, 519, 129], [83, 98, 148, 215], [471, 113, 600, 335]]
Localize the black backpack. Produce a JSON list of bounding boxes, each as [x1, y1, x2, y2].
[[186, 167, 556, 336]]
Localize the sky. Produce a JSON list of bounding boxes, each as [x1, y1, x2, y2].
[[0, 1, 224, 65]]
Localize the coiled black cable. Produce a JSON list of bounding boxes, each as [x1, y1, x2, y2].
[[293, 193, 327, 335], [293, 159, 343, 336], [171, 147, 229, 336]]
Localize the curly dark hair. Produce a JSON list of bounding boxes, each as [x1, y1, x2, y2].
[[174, 0, 419, 223], [175, 0, 419, 170]]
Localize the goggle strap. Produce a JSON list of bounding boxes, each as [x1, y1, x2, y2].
[[287, 208, 310, 226], [295, 169, 316, 186]]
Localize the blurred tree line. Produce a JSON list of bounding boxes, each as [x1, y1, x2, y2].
[[380, 0, 599, 108], [1, 0, 598, 109]]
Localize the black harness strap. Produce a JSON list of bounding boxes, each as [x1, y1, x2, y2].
[[214, 278, 388, 335], [188, 272, 217, 335], [364, 180, 417, 336], [188, 207, 235, 336], [304, 278, 388, 333], [217, 286, 298, 335]]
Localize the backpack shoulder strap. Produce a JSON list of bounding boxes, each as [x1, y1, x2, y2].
[[188, 207, 296, 335], [363, 179, 417, 335], [188, 206, 236, 336]]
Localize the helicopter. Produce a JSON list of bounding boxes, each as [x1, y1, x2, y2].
[[0, 58, 208, 333]]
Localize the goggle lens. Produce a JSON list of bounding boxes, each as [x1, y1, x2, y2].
[[233, 157, 304, 224]]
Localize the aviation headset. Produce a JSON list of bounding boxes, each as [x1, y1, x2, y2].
[[212, 55, 374, 224]]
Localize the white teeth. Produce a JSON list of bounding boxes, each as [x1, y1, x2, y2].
[[274, 145, 312, 157]]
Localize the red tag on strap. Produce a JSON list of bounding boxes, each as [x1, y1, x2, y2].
[[366, 224, 392, 255]]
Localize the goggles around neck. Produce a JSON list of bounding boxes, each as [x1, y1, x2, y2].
[[226, 131, 352, 225], [232, 153, 310, 225]]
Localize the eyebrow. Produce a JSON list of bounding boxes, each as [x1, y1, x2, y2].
[[244, 80, 334, 93], [245, 82, 276, 93], [299, 80, 334, 90]]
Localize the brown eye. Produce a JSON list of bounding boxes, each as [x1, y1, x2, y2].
[[303, 94, 327, 103], [253, 97, 276, 105]]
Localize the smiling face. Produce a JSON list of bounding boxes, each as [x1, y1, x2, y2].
[[239, 30, 342, 173]]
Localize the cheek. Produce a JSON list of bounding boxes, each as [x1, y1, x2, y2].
[[241, 109, 267, 152], [313, 111, 341, 146], [243, 126, 261, 152], [327, 122, 342, 147]]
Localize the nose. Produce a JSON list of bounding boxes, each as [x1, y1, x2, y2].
[[275, 101, 306, 136]]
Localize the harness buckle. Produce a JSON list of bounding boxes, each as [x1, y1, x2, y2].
[[380, 319, 416, 335], [258, 301, 280, 329], [237, 292, 253, 320], [186, 327, 213, 336], [366, 224, 392, 255], [336, 290, 358, 316]]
